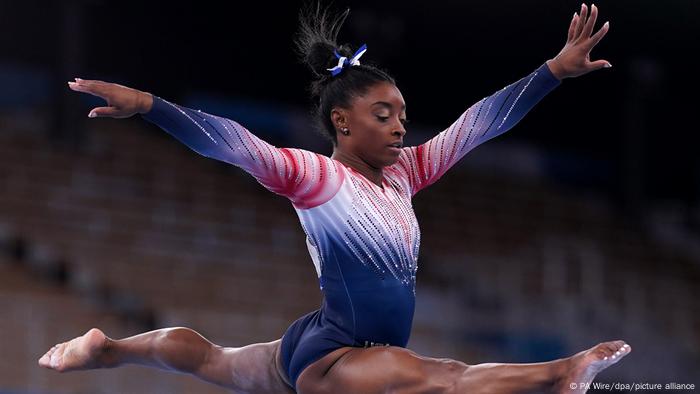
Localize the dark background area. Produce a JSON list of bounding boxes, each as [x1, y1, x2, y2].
[[1, 0, 697, 206]]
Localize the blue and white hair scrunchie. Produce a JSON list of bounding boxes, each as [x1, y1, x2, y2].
[[326, 44, 367, 77]]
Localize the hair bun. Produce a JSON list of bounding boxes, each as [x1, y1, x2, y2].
[[295, 3, 351, 78], [305, 41, 336, 77]]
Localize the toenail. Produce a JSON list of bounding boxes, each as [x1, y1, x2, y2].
[[612, 355, 616, 359], [615, 351, 620, 356], [604, 356, 608, 360]]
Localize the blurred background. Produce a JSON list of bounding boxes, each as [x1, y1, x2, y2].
[[1, 0, 698, 393]]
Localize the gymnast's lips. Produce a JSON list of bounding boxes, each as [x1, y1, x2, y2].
[[386, 141, 402, 155]]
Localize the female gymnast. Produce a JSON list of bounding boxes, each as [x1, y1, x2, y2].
[[39, 3, 630, 393]]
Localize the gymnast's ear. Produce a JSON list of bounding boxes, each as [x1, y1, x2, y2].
[[330, 107, 349, 131]]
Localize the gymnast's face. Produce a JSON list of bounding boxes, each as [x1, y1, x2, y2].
[[332, 81, 408, 168]]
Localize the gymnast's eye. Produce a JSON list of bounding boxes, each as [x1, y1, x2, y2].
[[376, 115, 389, 122]]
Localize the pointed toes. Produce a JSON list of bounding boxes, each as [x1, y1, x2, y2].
[[38, 354, 50, 367], [38, 345, 59, 368]]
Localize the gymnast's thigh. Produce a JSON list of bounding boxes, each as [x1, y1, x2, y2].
[[297, 345, 468, 394]]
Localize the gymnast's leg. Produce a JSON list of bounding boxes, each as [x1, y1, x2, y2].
[[298, 340, 631, 394], [453, 340, 632, 393], [38, 327, 293, 394]]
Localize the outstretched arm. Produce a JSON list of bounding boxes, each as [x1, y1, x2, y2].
[[394, 3, 610, 196], [67, 80, 342, 208]]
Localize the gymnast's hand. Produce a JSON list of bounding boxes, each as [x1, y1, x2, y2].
[[546, 3, 611, 80], [67, 78, 154, 118]]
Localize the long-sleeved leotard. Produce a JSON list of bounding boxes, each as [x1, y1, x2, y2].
[[141, 62, 560, 392]]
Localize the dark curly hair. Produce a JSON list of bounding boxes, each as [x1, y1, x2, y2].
[[294, 1, 396, 145]]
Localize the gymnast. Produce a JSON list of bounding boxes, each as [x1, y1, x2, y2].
[[40, 3, 630, 393]]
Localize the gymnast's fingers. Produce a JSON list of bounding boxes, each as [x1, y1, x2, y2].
[[581, 4, 598, 40], [67, 79, 111, 101], [573, 3, 587, 40], [88, 106, 125, 119], [587, 58, 612, 72], [567, 12, 578, 43], [587, 21, 609, 51]]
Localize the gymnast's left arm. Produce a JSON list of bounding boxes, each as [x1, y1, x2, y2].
[[395, 3, 610, 196]]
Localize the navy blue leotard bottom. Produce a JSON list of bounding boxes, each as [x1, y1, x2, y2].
[[279, 309, 354, 392], [279, 275, 417, 393]]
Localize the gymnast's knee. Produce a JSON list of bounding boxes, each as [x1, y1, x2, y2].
[[379, 350, 467, 394], [158, 327, 212, 348], [156, 327, 217, 373], [423, 358, 469, 394]]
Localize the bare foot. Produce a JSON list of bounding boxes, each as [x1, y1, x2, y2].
[[558, 340, 631, 393], [38, 328, 108, 372]]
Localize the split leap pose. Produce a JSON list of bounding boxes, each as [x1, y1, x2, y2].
[[40, 3, 629, 393]]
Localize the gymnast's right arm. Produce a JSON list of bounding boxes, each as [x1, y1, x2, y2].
[[67, 79, 340, 207]]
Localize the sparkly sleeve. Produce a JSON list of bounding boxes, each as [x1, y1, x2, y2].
[[141, 96, 343, 208], [393, 63, 560, 196]]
